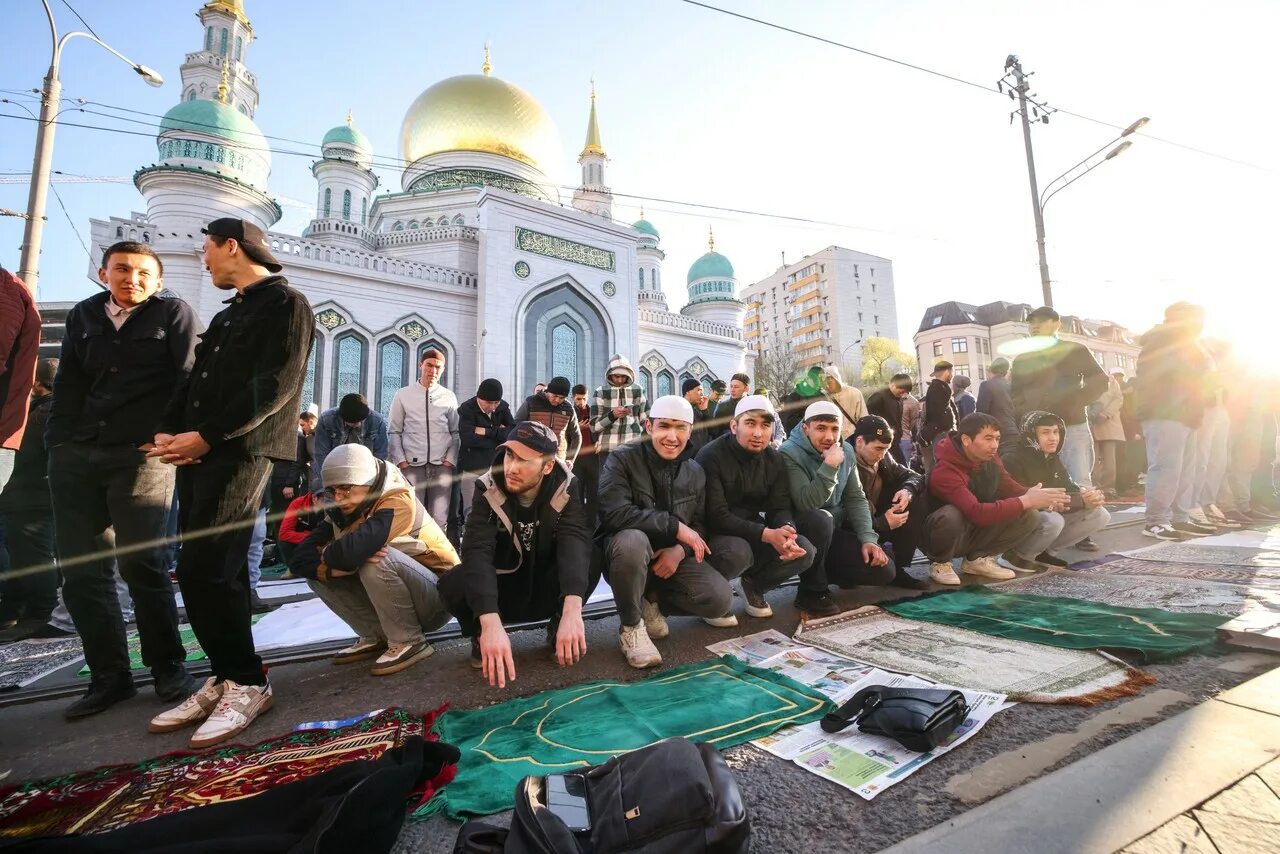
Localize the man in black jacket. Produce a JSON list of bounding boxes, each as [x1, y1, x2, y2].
[[147, 219, 313, 748], [866, 374, 913, 464], [695, 395, 815, 619], [48, 241, 198, 720], [977, 357, 1019, 454], [439, 421, 599, 688], [850, 416, 932, 589], [1011, 306, 1109, 489], [598, 395, 751, 669], [682, 378, 715, 456], [920, 361, 958, 474], [457, 378, 514, 517]]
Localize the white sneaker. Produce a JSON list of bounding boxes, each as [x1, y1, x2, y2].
[[371, 640, 433, 676], [148, 677, 223, 734], [332, 637, 387, 665], [1204, 504, 1242, 529], [189, 680, 273, 749], [1143, 523, 1187, 541], [1189, 508, 1214, 527], [960, 556, 1016, 580], [702, 613, 739, 628], [641, 600, 669, 639], [619, 623, 662, 669], [929, 562, 961, 585]]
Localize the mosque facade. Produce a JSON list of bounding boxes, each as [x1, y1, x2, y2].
[[89, 0, 750, 415]]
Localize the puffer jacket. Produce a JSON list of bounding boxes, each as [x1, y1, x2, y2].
[[289, 460, 459, 581], [779, 428, 875, 541], [515, 392, 581, 463], [1000, 410, 1084, 510], [597, 440, 706, 551]]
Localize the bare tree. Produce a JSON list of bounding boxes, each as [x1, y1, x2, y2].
[[751, 334, 800, 402]]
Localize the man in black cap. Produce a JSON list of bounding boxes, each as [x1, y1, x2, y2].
[[866, 373, 913, 464], [439, 421, 598, 688], [849, 415, 931, 588], [147, 217, 313, 748], [515, 375, 581, 465], [682, 377, 714, 455], [457, 378, 514, 515], [310, 393, 389, 492], [919, 361, 958, 474], [46, 241, 199, 719], [977, 357, 1019, 454]]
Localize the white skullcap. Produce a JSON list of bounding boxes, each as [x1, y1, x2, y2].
[[321, 443, 379, 488], [649, 395, 695, 423], [804, 401, 842, 423], [734, 394, 777, 418]]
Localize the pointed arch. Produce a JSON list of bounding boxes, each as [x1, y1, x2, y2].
[[515, 277, 614, 395]]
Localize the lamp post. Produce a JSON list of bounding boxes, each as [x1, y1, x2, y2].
[[17, 0, 163, 296]]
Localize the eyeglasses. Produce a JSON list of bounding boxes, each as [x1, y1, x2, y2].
[[329, 484, 358, 496]]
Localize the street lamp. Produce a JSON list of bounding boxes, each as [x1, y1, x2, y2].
[[17, 0, 163, 296]]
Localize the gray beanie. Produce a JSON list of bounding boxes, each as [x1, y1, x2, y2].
[[321, 443, 379, 488]]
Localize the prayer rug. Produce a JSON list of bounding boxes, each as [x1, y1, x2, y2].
[[795, 606, 1155, 705], [0, 638, 84, 690], [882, 588, 1225, 661], [0, 707, 435, 837], [997, 568, 1280, 617], [417, 655, 832, 819], [78, 625, 205, 677], [1077, 556, 1280, 587], [1119, 542, 1280, 568]]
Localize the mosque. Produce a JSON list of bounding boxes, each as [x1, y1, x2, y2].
[[90, 0, 750, 414]]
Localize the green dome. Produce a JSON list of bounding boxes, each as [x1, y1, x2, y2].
[[322, 123, 371, 153], [632, 218, 659, 239], [159, 99, 268, 152], [687, 250, 734, 284]]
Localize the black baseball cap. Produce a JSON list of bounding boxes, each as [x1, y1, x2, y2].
[[1027, 305, 1060, 323], [202, 217, 283, 272], [853, 415, 895, 444], [500, 421, 559, 460]]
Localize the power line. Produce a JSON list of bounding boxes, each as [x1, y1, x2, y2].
[[48, 181, 93, 264], [59, 0, 101, 40]]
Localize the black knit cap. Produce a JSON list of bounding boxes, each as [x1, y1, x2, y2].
[[547, 376, 571, 396], [338, 393, 370, 423], [477, 378, 503, 402], [681, 378, 702, 394]]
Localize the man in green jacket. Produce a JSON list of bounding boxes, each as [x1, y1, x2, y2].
[[781, 402, 890, 614]]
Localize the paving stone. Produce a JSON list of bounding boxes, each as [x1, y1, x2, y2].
[[1256, 758, 1280, 800], [1217, 668, 1280, 718], [1193, 810, 1280, 853], [1121, 814, 1219, 854], [1198, 775, 1280, 823]]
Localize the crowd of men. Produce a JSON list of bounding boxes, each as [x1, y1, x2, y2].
[[2, 220, 1279, 750]]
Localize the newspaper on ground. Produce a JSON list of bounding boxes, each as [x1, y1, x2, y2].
[[708, 630, 1010, 800]]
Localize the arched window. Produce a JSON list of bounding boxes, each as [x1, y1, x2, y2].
[[323, 188, 331, 218], [638, 369, 652, 397], [115, 226, 124, 239], [342, 189, 351, 221], [437, 216, 448, 226], [637, 268, 644, 289], [361, 197, 368, 225], [657, 370, 674, 398], [408, 220, 419, 230], [185, 89, 196, 102], [205, 27, 213, 51], [300, 336, 323, 411], [234, 36, 243, 61], [332, 334, 366, 404], [392, 221, 403, 232], [377, 339, 407, 416], [551, 323, 578, 385], [417, 338, 454, 389], [650, 268, 657, 288], [219, 28, 228, 56], [452, 215, 465, 225]]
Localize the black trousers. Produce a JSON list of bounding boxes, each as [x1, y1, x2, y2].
[[51, 443, 185, 678], [438, 553, 603, 638], [573, 450, 600, 528], [0, 510, 59, 620], [175, 452, 272, 686], [825, 529, 897, 587]]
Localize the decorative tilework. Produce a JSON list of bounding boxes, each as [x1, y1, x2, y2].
[[515, 227, 615, 272]]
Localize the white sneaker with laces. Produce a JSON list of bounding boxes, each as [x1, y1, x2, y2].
[[619, 623, 662, 669], [148, 677, 223, 733], [641, 600, 669, 639], [371, 640, 433, 676], [189, 680, 273, 748], [929, 562, 961, 585], [702, 613, 739, 628], [1143, 523, 1187, 541], [961, 556, 1016, 580]]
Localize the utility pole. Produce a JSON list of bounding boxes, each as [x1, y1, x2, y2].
[[1002, 55, 1053, 308]]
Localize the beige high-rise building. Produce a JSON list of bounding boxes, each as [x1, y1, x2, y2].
[[741, 247, 899, 382]]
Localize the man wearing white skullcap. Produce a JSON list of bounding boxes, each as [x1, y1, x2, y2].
[[597, 396, 751, 668]]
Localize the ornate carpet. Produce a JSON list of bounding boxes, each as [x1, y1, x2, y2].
[[1120, 542, 1280, 568], [419, 656, 832, 819], [882, 588, 1225, 661], [0, 707, 434, 837], [795, 606, 1154, 705]]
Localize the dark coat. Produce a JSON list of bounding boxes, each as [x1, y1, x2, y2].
[[685, 404, 714, 456], [866, 388, 904, 440], [1001, 411, 1085, 510], [1134, 322, 1210, 428], [1010, 337, 1109, 426], [778, 390, 831, 438], [159, 276, 314, 461], [457, 398, 514, 474], [854, 451, 924, 537], [597, 441, 706, 551], [694, 432, 795, 542], [976, 374, 1018, 444], [0, 392, 53, 513], [920, 378, 958, 442], [0, 269, 41, 450]]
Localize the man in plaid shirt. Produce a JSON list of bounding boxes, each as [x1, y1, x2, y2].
[[589, 356, 647, 458]]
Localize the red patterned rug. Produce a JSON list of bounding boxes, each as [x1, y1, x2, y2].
[[0, 707, 439, 838]]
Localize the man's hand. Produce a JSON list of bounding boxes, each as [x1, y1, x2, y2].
[[475, 426, 486, 436], [611, 406, 628, 419], [282, 486, 295, 499], [650, 546, 683, 579], [478, 615, 516, 688], [148, 431, 210, 465], [863, 542, 889, 567], [822, 442, 845, 468], [675, 522, 710, 562], [398, 461, 411, 470], [780, 540, 809, 562], [441, 460, 454, 469], [1021, 483, 1069, 511], [891, 489, 912, 513], [1082, 488, 1106, 510], [555, 597, 587, 667], [884, 506, 910, 530], [762, 526, 798, 557]]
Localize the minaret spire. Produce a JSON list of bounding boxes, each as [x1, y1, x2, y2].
[[482, 43, 492, 77], [581, 80, 605, 157], [708, 226, 716, 253], [216, 58, 230, 104]]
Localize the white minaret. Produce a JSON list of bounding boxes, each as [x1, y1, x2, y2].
[[309, 111, 378, 247], [571, 83, 613, 220], [180, 0, 260, 115], [633, 209, 668, 310]]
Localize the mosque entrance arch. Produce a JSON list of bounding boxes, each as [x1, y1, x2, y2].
[[518, 280, 612, 392]]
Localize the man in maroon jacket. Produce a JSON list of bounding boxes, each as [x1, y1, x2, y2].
[[0, 266, 39, 488], [923, 413, 1067, 585]]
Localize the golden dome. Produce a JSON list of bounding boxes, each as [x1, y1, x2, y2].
[[400, 73, 562, 171]]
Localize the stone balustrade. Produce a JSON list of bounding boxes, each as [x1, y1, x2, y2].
[[639, 308, 742, 340], [266, 232, 477, 289], [375, 225, 479, 249]]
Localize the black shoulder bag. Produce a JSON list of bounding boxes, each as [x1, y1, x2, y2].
[[820, 686, 968, 753]]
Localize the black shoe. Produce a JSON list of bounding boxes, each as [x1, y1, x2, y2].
[[1035, 552, 1070, 568], [0, 617, 56, 644], [1225, 510, 1253, 525], [1074, 537, 1100, 552], [738, 575, 773, 618], [1172, 521, 1216, 537], [152, 668, 197, 703], [65, 674, 137, 720], [250, 591, 278, 614], [28, 623, 76, 640], [1001, 551, 1048, 573], [793, 589, 840, 618], [469, 637, 482, 670], [890, 569, 932, 590], [1246, 508, 1280, 523]]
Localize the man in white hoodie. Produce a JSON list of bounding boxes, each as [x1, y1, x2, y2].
[[388, 348, 460, 535]]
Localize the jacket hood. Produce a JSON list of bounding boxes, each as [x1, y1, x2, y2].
[[781, 426, 824, 463], [1019, 409, 1067, 455], [606, 355, 636, 382], [822, 365, 845, 388]]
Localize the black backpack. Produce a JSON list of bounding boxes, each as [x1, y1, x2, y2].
[[453, 738, 749, 854]]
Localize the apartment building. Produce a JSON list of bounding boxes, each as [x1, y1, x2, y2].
[[741, 247, 899, 380]]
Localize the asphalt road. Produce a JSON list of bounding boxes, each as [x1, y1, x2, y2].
[[2, 521, 1272, 852]]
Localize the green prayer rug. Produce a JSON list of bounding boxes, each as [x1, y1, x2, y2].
[[77, 616, 264, 676], [417, 655, 833, 819], [883, 588, 1226, 661]]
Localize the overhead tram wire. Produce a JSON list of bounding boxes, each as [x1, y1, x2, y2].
[[59, 0, 102, 40], [679, 0, 1273, 173]]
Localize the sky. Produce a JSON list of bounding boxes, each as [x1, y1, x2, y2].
[[2, 0, 1277, 361]]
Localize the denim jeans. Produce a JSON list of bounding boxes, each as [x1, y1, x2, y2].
[[1062, 422, 1095, 489], [1016, 507, 1111, 558], [1190, 406, 1230, 510], [307, 548, 449, 646], [404, 463, 453, 536], [1142, 420, 1197, 526], [605, 529, 748, 626], [247, 506, 267, 589], [50, 442, 184, 678], [48, 571, 133, 632]]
